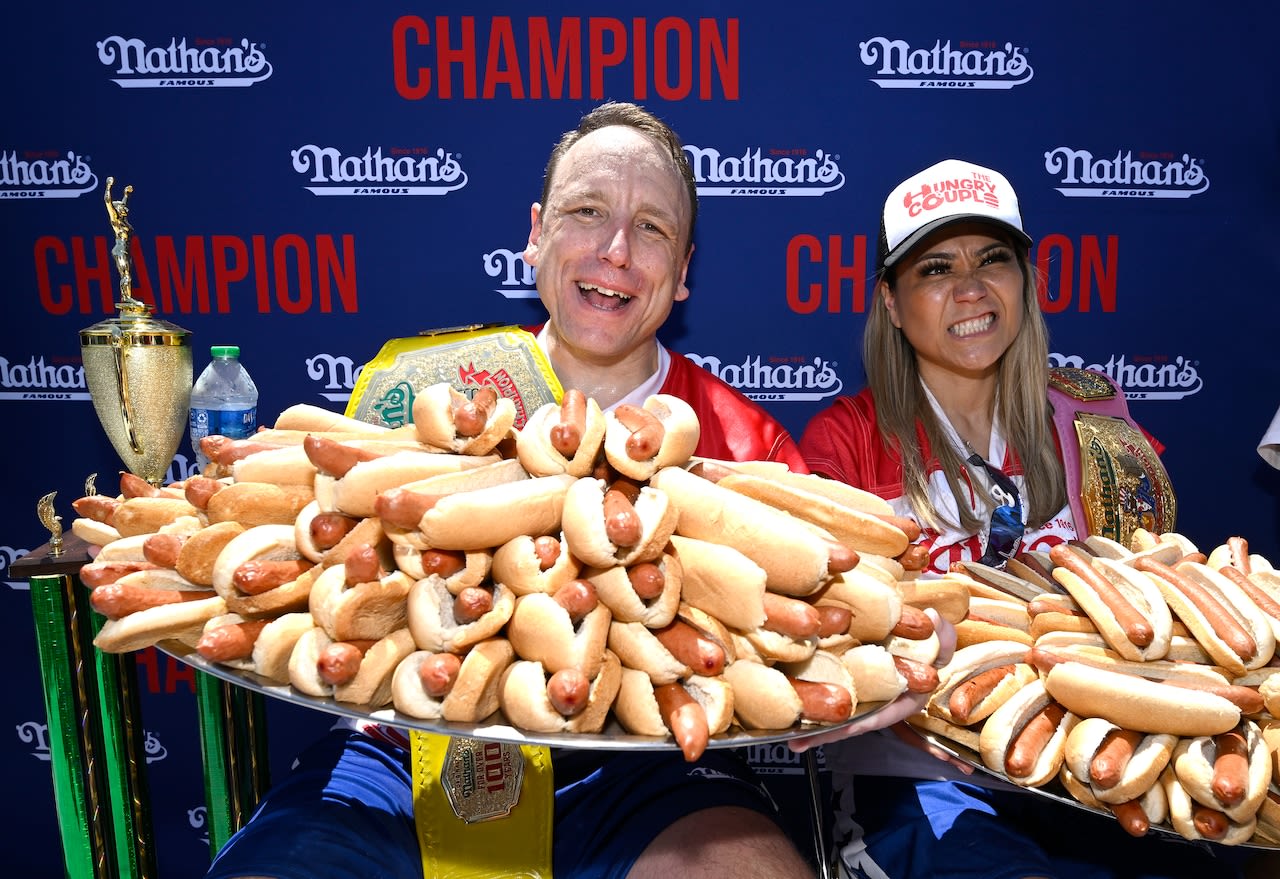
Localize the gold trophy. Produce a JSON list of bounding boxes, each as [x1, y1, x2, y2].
[[80, 178, 192, 485]]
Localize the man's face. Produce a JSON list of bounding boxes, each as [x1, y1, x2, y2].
[[525, 125, 693, 368]]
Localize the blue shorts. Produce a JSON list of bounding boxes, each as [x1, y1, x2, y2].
[[205, 730, 794, 879], [848, 776, 1252, 879]]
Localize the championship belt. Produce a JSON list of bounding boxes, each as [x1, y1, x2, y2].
[[345, 325, 561, 879], [1048, 367, 1176, 546]]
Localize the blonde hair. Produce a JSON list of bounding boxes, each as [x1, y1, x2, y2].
[[864, 239, 1067, 533]]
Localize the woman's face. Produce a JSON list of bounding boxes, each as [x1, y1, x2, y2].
[[880, 222, 1026, 385]]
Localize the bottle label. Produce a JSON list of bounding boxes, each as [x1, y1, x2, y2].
[[190, 407, 258, 452]]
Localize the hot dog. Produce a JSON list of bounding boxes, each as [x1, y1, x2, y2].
[[287, 625, 417, 706], [407, 576, 516, 655], [955, 560, 1050, 603], [307, 552, 413, 643], [978, 678, 1079, 787], [1162, 766, 1258, 846], [498, 649, 622, 733], [392, 638, 516, 722], [505, 587, 612, 679], [612, 669, 733, 762], [1058, 762, 1169, 838], [1136, 558, 1276, 677], [585, 551, 682, 628], [810, 568, 904, 643], [1063, 716, 1177, 804], [90, 569, 227, 653], [210, 523, 318, 616], [560, 475, 678, 568], [927, 639, 1038, 726], [651, 465, 856, 597], [316, 450, 504, 521], [601, 394, 700, 482], [395, 544, 492, 595], [412, 382, 517, 456], [516, 390, 608, 478], [1048, 546, 1173, 662], [206, 481, 314, 529], [1172, 720, 1272, 825]]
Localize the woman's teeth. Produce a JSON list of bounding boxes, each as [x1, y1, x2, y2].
[[950, 314, 993, 337]]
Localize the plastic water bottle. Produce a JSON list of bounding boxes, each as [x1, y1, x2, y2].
[[189, 345, 258, 470]]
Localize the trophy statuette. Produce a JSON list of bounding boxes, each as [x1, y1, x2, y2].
[[80, 178, 193, 486]]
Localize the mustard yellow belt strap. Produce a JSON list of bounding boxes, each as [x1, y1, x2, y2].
[[411, 732, 555, 879]]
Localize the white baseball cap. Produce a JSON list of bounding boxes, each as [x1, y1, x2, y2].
[[877, 158, 1032, 272]]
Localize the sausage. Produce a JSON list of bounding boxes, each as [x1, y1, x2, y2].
[[1027, 594, 1085, 617], [815, 605, 852, 638], [232, 559, 313, 595], [547, 668, 591, 717], [89, 583, 210, 619], [614, 404, 665, 461], [532, 536, 561, 571], [453, 586, 495, 623], [80, 560, 161, 588], [143, 533, 186, 568], [196, 619, 270, 662], [947, 664, 1016, 725], [761, 592, 822, 639], [653, 619, 726, 675], [417, 652, 462, 698], [1088, 728, 1144, 789], [1216, 564, 1280, 622], [1004, 703, 1066, 778], [310, 513, 359, 551], [343, 544, 383, 586], [1191, 805, 1229, 840], [890, 604, 935, 640], [654, 683, 709, 762], [119, 471, 162, 498], [1136, 558, 1256, 662], [184, 476, 224, 510], [896, 544, 930, 572], [1159, 677, 1264, 715], [202, 436, 284, 467], [552, 579, 598, 623], [452, 387, 498, 438], [1211, 730, 1250, 807], [1050, 545, 1154, 648], [550, 389, 588, 457], [1027, 646, 1067, 675], [893, 656, 939, 694], [1111, 799, 1151, 837], [826, 543, 859, 575], [72, 495, 119, 524], [302, 434, 381, 478], [1228, 536, 1252, 575], [373, 488, 440, 530], [419, 549, 467, 579], [316, 640, 375, 686], [790, 680, 852, 723], [602, 487, 643, 547], [626, 562, 665, 601], [877, 514, 922, 542]]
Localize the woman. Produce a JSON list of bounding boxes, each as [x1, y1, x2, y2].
[[798, 159, 1245, 878]]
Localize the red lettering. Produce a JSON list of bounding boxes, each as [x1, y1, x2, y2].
[[483, 17, 524, 99], [165, 654, 196, 693], [392, 15, 430, 99], [435, 15, 478, 99], [654, 17, 692, 100], [135, 647, 161, 693], [212, 235, 249, 310], [787, 234, 825, 314], [588, 18, 627, 99], [72, 236, 116, 314], [272, 234, 312, 314], [700, 18, 738, 99], [785, 234, 871, 314], [1036, 233, 1074, 314], [826, 235, 867, 313], [317, 235, 358, 313], [631, 17, 647, 99], [154, 235, 212, 313], [1078, 234, 1118, 313], [529, 17, 581, 99], [34, 236, 73, 314], [253, 235, 271, 312]]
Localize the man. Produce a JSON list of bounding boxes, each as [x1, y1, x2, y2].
[[207, 101, 937, 879]]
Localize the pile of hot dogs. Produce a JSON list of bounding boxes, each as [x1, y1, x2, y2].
[[916, 535, 1280, 846], [70, 386, 952, 763]]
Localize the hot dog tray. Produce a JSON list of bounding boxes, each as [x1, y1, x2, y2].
[[162, 642, 892, 751], [910, 726, 1278, 851]]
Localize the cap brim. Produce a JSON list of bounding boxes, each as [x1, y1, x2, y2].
[[881, 215, 1033, 270]]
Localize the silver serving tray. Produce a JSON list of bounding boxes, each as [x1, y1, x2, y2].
[[164, 642, 892, 750], [911, 725, 1277, 850]]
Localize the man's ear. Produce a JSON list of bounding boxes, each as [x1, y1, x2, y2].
[[673, 243, 694, 302], [523, 202, 542, 265]]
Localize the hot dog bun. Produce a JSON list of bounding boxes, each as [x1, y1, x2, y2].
[[1044, 660, 1240, 737], [412, 382, 516, 456], [505, 591, 612, 678], [407, 577, 515, 654], [978, 678, 1079, 788], [927, 639, 1038, 726], [516, 393, 607, 478], [498, 649, 622, 733], [560, 476, 678, 568], [1063, 716, 1177, 804], [392, 638, 515, 722], [602, 394, 700, 482], [585, 551, 682, 628]]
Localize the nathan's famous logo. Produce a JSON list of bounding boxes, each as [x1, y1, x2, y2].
[[684, 146, 844, 197], [291, 145, 467, 196], [484, 248, 537, 299], [0, 150, 97, 199], [684, 352, 843, 403], [0, 355, 89, 401], [1049, 352, 1202, 401], [18, 721, 168, 764], [1044, 148, 1209, 199], [858, 37, 1032, 89], [97, 35, 272, 88], [307, 352, 364, 404]]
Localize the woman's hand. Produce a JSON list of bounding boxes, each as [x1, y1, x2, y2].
[[790, 608, 956, 753]]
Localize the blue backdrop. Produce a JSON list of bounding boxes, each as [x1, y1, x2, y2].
[[4, 3, 1280, 875]]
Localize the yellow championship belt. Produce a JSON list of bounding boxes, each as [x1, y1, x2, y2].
[[345, 325, 561, 879]]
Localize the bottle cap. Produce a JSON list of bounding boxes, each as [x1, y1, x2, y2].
[[210, 345, 240, 358]]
